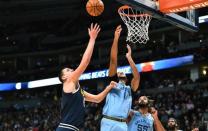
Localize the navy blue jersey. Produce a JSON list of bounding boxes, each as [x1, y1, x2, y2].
[[58, 84, 85, 130]]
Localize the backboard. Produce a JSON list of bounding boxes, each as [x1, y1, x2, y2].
[[116, 0, 199, 32]]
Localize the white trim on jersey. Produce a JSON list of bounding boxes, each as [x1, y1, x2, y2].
[[58, 123, 79, 131]]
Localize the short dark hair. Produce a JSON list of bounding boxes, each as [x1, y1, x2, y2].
[[58, 68, 64, 83]]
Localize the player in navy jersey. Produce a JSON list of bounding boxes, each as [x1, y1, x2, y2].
[[128, 96, 166, 131], [100, 25, 140, 131], [56, 23, 117, 131]]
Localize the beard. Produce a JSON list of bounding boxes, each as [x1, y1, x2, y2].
[[138, 101, 149, 108], [167, 125, 176, 131]]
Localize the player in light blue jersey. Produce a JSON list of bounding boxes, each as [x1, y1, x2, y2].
[[100, 25, 140, 131], [128, 96, 166, 131]]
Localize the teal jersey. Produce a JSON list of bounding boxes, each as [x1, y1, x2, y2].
[[128, 110, 154, 131], [102, 82, 132, 119]]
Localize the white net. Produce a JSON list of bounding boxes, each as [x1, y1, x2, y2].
[[118, 6, 152, 44]]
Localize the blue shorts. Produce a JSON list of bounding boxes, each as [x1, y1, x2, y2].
[[100, 118, 127, 131]]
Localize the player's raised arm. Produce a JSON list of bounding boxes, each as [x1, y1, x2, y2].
[[83, 81, 117, 103], [108, 25, 122, 77], [151, 108, 166, 131], [70, 23, 100, 82], [126, 44, 140, 92]]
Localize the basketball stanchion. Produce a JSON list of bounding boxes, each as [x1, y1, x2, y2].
[[86, 0, 104, 16]]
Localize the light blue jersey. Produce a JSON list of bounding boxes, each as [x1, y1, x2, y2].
[[101, 82, 132, 131], [102, 82, 132, 119], [128, 110, 154, 131]]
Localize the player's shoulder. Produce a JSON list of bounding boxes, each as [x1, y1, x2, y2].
[[131, 110, 141, 116]]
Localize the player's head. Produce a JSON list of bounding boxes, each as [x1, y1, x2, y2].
[[138, 96, 149, 108], [117, 71, 127, 82], [167, 118, 178, 130], [59, 67, 74, 83]]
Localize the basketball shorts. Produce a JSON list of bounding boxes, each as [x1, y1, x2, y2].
[[100, 118, 127, 131]]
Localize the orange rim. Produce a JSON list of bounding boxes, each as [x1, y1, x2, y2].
[[118, 5, 151, 17]]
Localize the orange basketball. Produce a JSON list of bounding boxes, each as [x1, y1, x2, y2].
[[86, 0, 104, 16]]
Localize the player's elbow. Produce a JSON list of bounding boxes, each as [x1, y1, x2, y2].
[[108, 72, 116, 77], [132, 87, 138, 92], [94, 96, 102, 103], [95, 100, 101, 103], [134, 72, 140, 79], [131, 81, 140, 92], [132, 84, 139, 92], [94, 99, 101, 103]]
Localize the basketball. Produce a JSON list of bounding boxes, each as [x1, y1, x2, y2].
[[86, 0, 104, 17]]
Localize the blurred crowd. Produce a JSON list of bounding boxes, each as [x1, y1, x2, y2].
[[0, 76, 207, 131], [151, 88, 208, 130]]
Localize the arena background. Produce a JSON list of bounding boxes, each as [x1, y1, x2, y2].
[[0, 0, 207, 130]]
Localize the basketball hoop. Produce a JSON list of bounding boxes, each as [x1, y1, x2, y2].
[[118, 5, 152, 44]]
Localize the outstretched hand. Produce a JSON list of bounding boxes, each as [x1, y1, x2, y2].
[[114, 25, 122, 39], [126, 44, 132, 58], [109, 81, 117, 89], [150, 107, 158, 119], [88, 23, 101, 40]]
